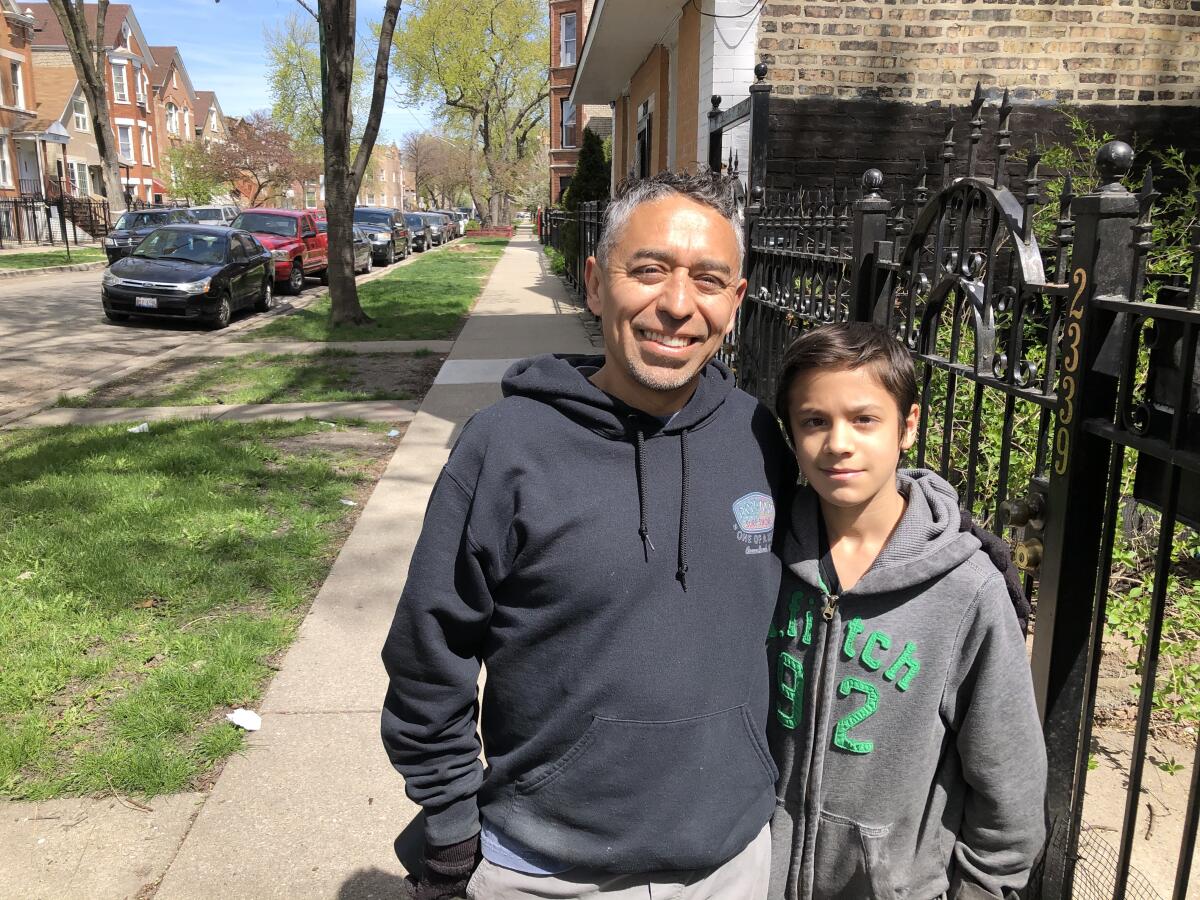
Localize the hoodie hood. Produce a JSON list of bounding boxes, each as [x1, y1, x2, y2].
[[782, 469, 979, 595], [502, 353, 736, 438], [502, 353, 738, 589]]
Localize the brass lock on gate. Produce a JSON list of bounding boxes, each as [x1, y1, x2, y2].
[[1000, 477, 1049, 575]]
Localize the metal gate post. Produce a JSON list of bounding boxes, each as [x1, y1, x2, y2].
[[850, 168, 891, 323], [1031, 141, 1139, 897]]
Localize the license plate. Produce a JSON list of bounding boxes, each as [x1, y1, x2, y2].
[[134, 296, 157, 309]]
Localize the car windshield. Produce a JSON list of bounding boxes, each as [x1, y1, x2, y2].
[[191, 209, 222, 221], [231, 213, 297, 237], [404, 215, 423, 227], [354, 210, 392, 226], [132, 230, 227, 265], [317, 220, 328, 233], [115, 211, 170, 230]]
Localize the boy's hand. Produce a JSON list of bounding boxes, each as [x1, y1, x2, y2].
[[959, 508, 1030, 636], [409, 833, 480, 900]]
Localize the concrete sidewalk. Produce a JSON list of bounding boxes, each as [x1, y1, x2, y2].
[[137, 236, 592, 898]]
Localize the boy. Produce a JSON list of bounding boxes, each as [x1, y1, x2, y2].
[[766, 323, 1046, 900]]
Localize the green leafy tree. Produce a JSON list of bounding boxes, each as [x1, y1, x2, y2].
[[391, 0, 549, 225], [164, 142, 233, 205], [562, 127, 610, 210]]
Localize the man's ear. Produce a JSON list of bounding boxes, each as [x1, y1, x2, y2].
[[585, 256, 602, 318], [725, 277, 748, 335]]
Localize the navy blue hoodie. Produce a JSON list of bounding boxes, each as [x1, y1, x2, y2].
[[380, 354, 796, 873]]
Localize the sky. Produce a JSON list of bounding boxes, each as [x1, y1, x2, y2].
[[126, 0, 432, 146]]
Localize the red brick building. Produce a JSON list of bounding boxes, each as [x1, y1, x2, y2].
[[148, 44, 196, 200], [549, 0, 609, 204], [28, 3, 161, 207]]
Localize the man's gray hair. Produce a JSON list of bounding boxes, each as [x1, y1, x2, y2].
[[595, 170, 744, 270]]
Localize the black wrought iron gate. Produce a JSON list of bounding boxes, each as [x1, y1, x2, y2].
[[711, 68, 1200, 900]]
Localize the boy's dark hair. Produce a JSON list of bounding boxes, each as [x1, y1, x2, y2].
[[774, 322, 918, 440]]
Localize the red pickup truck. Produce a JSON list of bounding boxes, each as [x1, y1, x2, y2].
[[230, 209, 328, 294]]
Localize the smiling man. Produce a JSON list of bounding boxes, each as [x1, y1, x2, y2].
[[381, 172, 796, 900]]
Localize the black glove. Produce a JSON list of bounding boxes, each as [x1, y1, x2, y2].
[[959, 507, 1031, 636], [407, 832, 481, 900]]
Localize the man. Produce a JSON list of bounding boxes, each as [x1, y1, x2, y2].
[[381, 171, 793, 899]]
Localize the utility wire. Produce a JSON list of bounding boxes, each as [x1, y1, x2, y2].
[[690, 0, 768, 19]]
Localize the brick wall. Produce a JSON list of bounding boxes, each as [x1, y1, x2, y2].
[[674, 1, 702, 170], [760, 0, 1200, 104], [628, 45, 671, 174]]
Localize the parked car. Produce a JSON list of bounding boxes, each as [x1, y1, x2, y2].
[[438, 210, 467, 237], [101, 225, 274, 329], [416, 211, 446, 247], [104, 208, 199, 263], [351, 226, 373, 274], [431, 211, 459, 239], [404, 213, 433, 252], [230, 208, 328, 294], [189, 205, 240, 226], [352, 207, 410, 264]]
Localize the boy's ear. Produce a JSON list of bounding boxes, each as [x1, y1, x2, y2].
[[900, 403, 920, 451]]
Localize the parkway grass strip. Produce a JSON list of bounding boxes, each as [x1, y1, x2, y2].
[[244, 237, 509, 343], [0, 418, 388, 800]]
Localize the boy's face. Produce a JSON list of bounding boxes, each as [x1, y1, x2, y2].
[[787, 365, 920, 514]]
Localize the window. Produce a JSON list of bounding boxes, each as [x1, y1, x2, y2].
[[0, 138, 11, 187], [73, 97, 87, 131], [117, 124, 133, 160], [135, 68, 146, 105], [112, 64, 128, 103], [184, 109, 190, 136], [166, 102, 177, 135], [10, 63, 23, 109], [560, 13, 576, 67], [119, 21, 131, 50], [139, 125, 150, 164], [171, 71, 177, 89], [67, 161, 89, 196], [558, 175, 572, 203], [560, 98, 576, 148]]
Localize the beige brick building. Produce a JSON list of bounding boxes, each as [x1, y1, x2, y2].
[[759, 0, 1200, 105]]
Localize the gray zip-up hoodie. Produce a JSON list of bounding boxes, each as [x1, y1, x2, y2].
[[767, 470, 1046, 900]]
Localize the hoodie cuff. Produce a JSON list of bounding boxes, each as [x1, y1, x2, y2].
[[424, 796, 481, 847]]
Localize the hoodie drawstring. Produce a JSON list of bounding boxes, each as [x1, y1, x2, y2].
[[632, 423, 691, 590], [677, 428, 690, 591], [634, 427, 655, 561]]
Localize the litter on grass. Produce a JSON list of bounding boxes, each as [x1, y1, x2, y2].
[[226, 709, 262, 731], [318, 421, 338, 429], [127, 423, 149, 433], [387, 429, 401, 438], [339, 498, 358, 506]]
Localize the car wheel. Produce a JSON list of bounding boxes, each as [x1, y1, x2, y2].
[[319, 268, 329, 286], [104, 308, 129, 323], [364, 254, 372, 274], [386, 243, 396, 266], [254, 278, 274, 313], [287, 262, 304, 295], [209, 293, 232, 330]]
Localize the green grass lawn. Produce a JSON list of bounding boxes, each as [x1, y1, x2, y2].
[[244, 237, 508, 342], [0, 419, 387, 799], [56, 350, 436, 408], [0, 248, 106, 269]]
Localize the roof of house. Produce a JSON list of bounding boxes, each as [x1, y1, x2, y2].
[[195, 90, 215, 112], [26, 3, 134, 49], [147, 45, 177, 86]]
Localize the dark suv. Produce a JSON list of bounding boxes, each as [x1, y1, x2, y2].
[[352, 207, 410, 265], [104, 208, 199, 263]]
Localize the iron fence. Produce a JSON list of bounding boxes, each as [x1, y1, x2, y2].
[[0, 194, 110, 249], [541, 200, 606, 300], [703, 67, 1200, 900]]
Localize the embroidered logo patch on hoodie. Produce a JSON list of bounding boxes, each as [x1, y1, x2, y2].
[[733, 491, 775, 555]]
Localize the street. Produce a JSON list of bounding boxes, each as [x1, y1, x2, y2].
[[0, 269, 217, 418]]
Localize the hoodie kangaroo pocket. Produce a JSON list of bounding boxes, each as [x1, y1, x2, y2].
[[508, 704, 778, 872], [812, 811, 897, 900]]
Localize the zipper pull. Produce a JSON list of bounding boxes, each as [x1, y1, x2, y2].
[[822, 592, 840, 622]]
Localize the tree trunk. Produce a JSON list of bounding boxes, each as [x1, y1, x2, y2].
[[317, 0, 401, 328], [47, 0, 127, 212]]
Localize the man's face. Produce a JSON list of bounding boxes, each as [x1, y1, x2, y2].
[[585, 195, 746, 411], [787, 366, 919, 515]]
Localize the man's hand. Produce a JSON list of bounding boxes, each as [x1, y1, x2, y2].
[[408, 833, 481, 900], [959, 508, 1030, 636]]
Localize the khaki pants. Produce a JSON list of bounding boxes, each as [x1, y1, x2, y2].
[[465, 823, 771, 900]]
